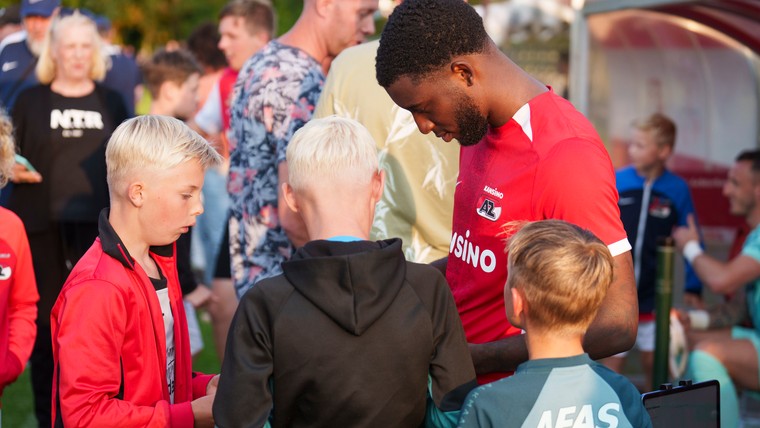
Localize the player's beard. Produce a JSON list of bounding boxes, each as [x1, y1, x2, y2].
[[454, 90, 489, 147]]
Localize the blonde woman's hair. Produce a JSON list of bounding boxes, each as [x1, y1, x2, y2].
[[0, 112, 14, 188], [286, 115, 378, 192], [106, 115, 222, 194], [36, 12, 107, 85], [505, 220, 614, 335]]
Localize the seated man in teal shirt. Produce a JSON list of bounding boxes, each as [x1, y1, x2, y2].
[[675, 149, 760, 428]]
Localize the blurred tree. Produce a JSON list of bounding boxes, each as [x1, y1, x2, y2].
[[0, 0, 304, 53], [274, 0, 302, 36], [74, 0, 227, 51]]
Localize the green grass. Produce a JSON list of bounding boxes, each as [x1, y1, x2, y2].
[[1, 311, 222, 427], [2, 368, 35, 428]]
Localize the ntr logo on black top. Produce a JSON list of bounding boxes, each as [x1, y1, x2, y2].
[[50, 109, 104, 138]]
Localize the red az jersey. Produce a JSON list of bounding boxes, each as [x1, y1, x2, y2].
[[447, 90, 631, 383]]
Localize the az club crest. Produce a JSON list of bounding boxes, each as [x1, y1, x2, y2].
[[476, 195, 502, 221], [0, 265, 10, 280]]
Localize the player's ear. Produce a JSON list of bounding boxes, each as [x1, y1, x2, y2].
[[282, 182, 299, 213], [451, 61, 475, 87]]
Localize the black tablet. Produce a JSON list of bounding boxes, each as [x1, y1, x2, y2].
[[641, 380, 720, 428]]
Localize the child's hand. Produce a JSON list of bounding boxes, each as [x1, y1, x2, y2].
[[206, 374, 220, 395], [185, 285, 214, 308], [10, 162, 42, 183], [191, 394, 216, 428]]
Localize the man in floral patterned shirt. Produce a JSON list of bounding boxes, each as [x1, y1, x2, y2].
[[227, 0, 378, 297]]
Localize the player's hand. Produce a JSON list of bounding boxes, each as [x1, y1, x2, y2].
[[673, 214, 699, 252], [10, 162, 42, 183], [206, 374, 220, 395], [191, 394, 215, 428]]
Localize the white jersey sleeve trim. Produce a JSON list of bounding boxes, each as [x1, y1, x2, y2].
[[512, 102, 533, 142], [608, 238, 632, 257]]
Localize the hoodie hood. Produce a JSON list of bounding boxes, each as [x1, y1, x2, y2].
[[282, 238, 406, 336]]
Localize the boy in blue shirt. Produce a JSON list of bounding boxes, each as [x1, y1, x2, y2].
[[606, 113, 702, 390], [458, 220, 652, 428]]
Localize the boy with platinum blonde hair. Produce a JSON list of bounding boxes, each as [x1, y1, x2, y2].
[[459, 220, 652, 428], [105, 115, 221, 191], [51, 115, 222, 427], [285, 115, 382, 194], [214, 116, 476, 428]]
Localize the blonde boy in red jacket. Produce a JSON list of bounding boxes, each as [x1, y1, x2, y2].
[[51, 115, 221, 427]]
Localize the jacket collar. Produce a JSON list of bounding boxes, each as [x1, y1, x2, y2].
[[98, 208, 174, 270]]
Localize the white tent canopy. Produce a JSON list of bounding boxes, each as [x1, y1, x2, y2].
[[570, 0, 760, 237]]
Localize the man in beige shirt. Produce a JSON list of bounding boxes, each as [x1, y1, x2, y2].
[[315, 39, 459, 263]]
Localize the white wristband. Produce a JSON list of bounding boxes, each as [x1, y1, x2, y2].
[[683, 240, 703, 264], [688, 309, 710, 330]]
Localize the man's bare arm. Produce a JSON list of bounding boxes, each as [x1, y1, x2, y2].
[[674, 215, 760, 295], [688, 254, 760, 295], [468, 335, 529, 375], [582, 250, 638, 358]]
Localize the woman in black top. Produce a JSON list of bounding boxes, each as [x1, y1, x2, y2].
[[8, 12, 129, 427]]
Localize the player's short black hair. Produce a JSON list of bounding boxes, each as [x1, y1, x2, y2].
[[375, 0, 489, 88]]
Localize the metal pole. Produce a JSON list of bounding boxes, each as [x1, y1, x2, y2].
[[568, 6, 589, 115], [653, 237, 675, 388]]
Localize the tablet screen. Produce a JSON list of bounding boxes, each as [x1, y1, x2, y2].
[[642, 380, 719, 428]]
